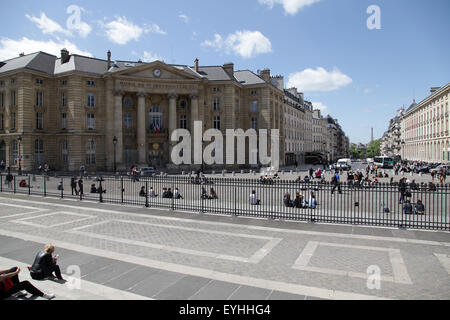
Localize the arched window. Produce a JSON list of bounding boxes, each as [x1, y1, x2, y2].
[[0, 140, 5, 163], [10, 140, 17, 165], [86, 139, 96, 165]]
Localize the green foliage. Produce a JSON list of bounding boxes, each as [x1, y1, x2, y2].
[[366, 139, 381, 158]]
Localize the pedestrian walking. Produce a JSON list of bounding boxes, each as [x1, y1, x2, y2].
[[398, 177, 407, 203], [70, 177, 78, 195], [331, 170, 342, 195], [78, 178, 84, 195]]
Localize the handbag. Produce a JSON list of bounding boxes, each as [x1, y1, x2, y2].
[[0, 279, 14, 293]]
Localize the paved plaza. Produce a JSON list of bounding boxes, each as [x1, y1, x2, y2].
[[0, 193, 449, 300]]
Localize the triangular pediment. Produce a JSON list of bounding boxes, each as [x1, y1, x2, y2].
[[113, 61, 200, 80]]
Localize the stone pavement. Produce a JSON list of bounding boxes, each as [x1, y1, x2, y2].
[[0, 193, 449, 300]]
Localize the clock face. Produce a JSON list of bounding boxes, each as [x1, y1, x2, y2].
[[153, 69, 161, 77]]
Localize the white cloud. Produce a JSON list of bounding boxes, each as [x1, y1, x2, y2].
[[287, 67, 352, 92], [26, 13, 72, 37], [103, 17, 166, 45], [312, 102, 329, 115], [0, 37, 92, 61], [259, 0, 320, 15], [178, 13, 190, 23], [142, 51, 163, 62], [363, 88, 370, 94], [202, 30, 272, 59]]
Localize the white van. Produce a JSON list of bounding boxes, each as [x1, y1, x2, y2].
[[336, 159, 352, 171]]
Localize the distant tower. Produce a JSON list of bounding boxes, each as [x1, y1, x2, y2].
[[371, 127, 374, 143]]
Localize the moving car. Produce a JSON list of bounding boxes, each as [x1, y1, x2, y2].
[[430, 164, 450, 174], [336, 159, 352, 171]]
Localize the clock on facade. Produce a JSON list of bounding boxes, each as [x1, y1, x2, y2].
[[153, 69, 161, 77]]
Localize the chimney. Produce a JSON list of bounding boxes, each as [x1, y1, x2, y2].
[[107, 50, 111, 70], [61, 48, 70, 64], [194, 58, 199, 72], [223, 62, 234, 78], [430, 87, 440, 94], [260, 68, 270, 83], [19, 52, 25, 57]]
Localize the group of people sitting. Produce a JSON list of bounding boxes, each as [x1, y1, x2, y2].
[[283, 191, 317, 209], [139, 187, 183, 199], [402, 200, 425, 215], [1, 244, 64, 300], [201, 187, 218, 200]]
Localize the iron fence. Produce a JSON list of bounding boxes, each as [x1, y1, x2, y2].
[[1, 173, 449, 231]]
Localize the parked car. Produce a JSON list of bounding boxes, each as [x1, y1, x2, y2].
[[414, 166, 431, 174], [140, 167, 157, 176], [336, 159, 352, 171], [431, 164, 450, 174]]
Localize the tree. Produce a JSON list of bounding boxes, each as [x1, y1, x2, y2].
[[350, 143, 363, 159], [366, 139, 381, 158]]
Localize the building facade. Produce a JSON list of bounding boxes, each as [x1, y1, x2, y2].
[[0, 49, 285, 172], [381, 108, 404, 157], [401, 83, 450, 162]]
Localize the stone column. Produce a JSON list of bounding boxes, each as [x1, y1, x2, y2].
[[190, 93, 199, 132], [114, 90, 124, 165], [105, 80, 114, 170], [137, 92, 147, 165], [168, 93, 178, 163]]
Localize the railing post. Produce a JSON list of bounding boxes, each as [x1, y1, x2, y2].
[[171, 179, 175, 211], [1, 174, 3, 193], [28, 175, 31, 195], [234, 180, 237, 216], [43, 174, 46, 197], [13, 175, 16, 194], [99, 178, 103, 203], [61, 178, 64, 199], [121, 176, 124, 204], [145, 180, 149, 208]]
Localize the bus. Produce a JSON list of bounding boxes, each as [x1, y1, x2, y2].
[[374, 156, 396, 169]]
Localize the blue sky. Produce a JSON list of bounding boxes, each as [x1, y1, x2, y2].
[[1, 0, 449, 144]]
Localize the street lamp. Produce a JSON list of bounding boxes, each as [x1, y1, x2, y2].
[[18, 136, 22, 175], [113, 136, 117, 174]]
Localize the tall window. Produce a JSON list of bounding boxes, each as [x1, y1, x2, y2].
[[86, 139, 96, 165], [124, 97, 132, 107], [11, 140, 18, 164], [36, 112, 43, 130], [124, 113, 132, 129], [251, 101, 258, 113], [213, 116, 220, 130], [61, 140, 68, 166], [179, 115, 187, 129], [0, 92, 4, 107], [235, 99, 239, 113], [213, 98, 220, 111], [149, 106, 163, 133], [0, 113, 3, 130], [61, 92, 67, 107], [34, 139, 44, 167], [87, 93, 95, 107], [11, 90, 16, 106], [61, 113, 67, 130], [11, 112, 16, 130], [252, 117, 258, 130], [87, 113, 95, 130]]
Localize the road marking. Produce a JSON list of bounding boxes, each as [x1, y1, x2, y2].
[[0, 203, 48, 219], [0, 256, 150, 300], [434, 253, 450, 275], [1, 196, 448, 247], [68, 219, 282, 264], [12, 211, 95, 229], [292, 241, 413, 285], [0, 228, 389, 300]]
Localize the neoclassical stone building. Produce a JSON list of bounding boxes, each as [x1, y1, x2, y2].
[[401, 83, 450, 162], [0, 49, 285, 171]]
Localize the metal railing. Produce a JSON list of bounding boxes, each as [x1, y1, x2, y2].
[[1, 173, 449, 231]]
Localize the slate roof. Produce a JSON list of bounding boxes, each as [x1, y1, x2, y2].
[[0, 52, 56, 75], [234, 70, 266, 85]]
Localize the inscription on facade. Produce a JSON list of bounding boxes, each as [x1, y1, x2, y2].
[[118, 81, 197, 91]]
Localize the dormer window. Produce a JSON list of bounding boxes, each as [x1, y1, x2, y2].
[[61, 80, 67, 86], [213, 87, 220, 92], [251, 90, 258, 95], [87, 80, 95, 86], [10, 79, 16, 85], [36, 79, 44, 85]]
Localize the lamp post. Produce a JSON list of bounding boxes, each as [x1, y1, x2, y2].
[[18, 136, 22, 175], [113, 136, 117, 174]]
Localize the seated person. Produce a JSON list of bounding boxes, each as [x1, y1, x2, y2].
[[403, 200, 413, 214], [209, 188, 218, 199], [308, 193, 317, 209], [428, 182, 437, 191], [283, 193, 293, 207], [165, 188, 174, 199], [162, 188, 169, 198], [29, 244, 64, 281], [1, 267, 55, 300], [201, 187, 208, 199], [19, 180, 28, 188], [293, 193, 304, 208], [295, 176, 303, 182], [174, 188, 183, 199], [249, 190, 261, 205], [303, 176, 310, 183], [149, 187, 158, 198], [90, 184, 97, 193], [414, 200, 425, 215], [139, 186, 146, 197]]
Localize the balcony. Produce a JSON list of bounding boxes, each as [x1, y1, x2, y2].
[[146, 128, 168, 136]]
